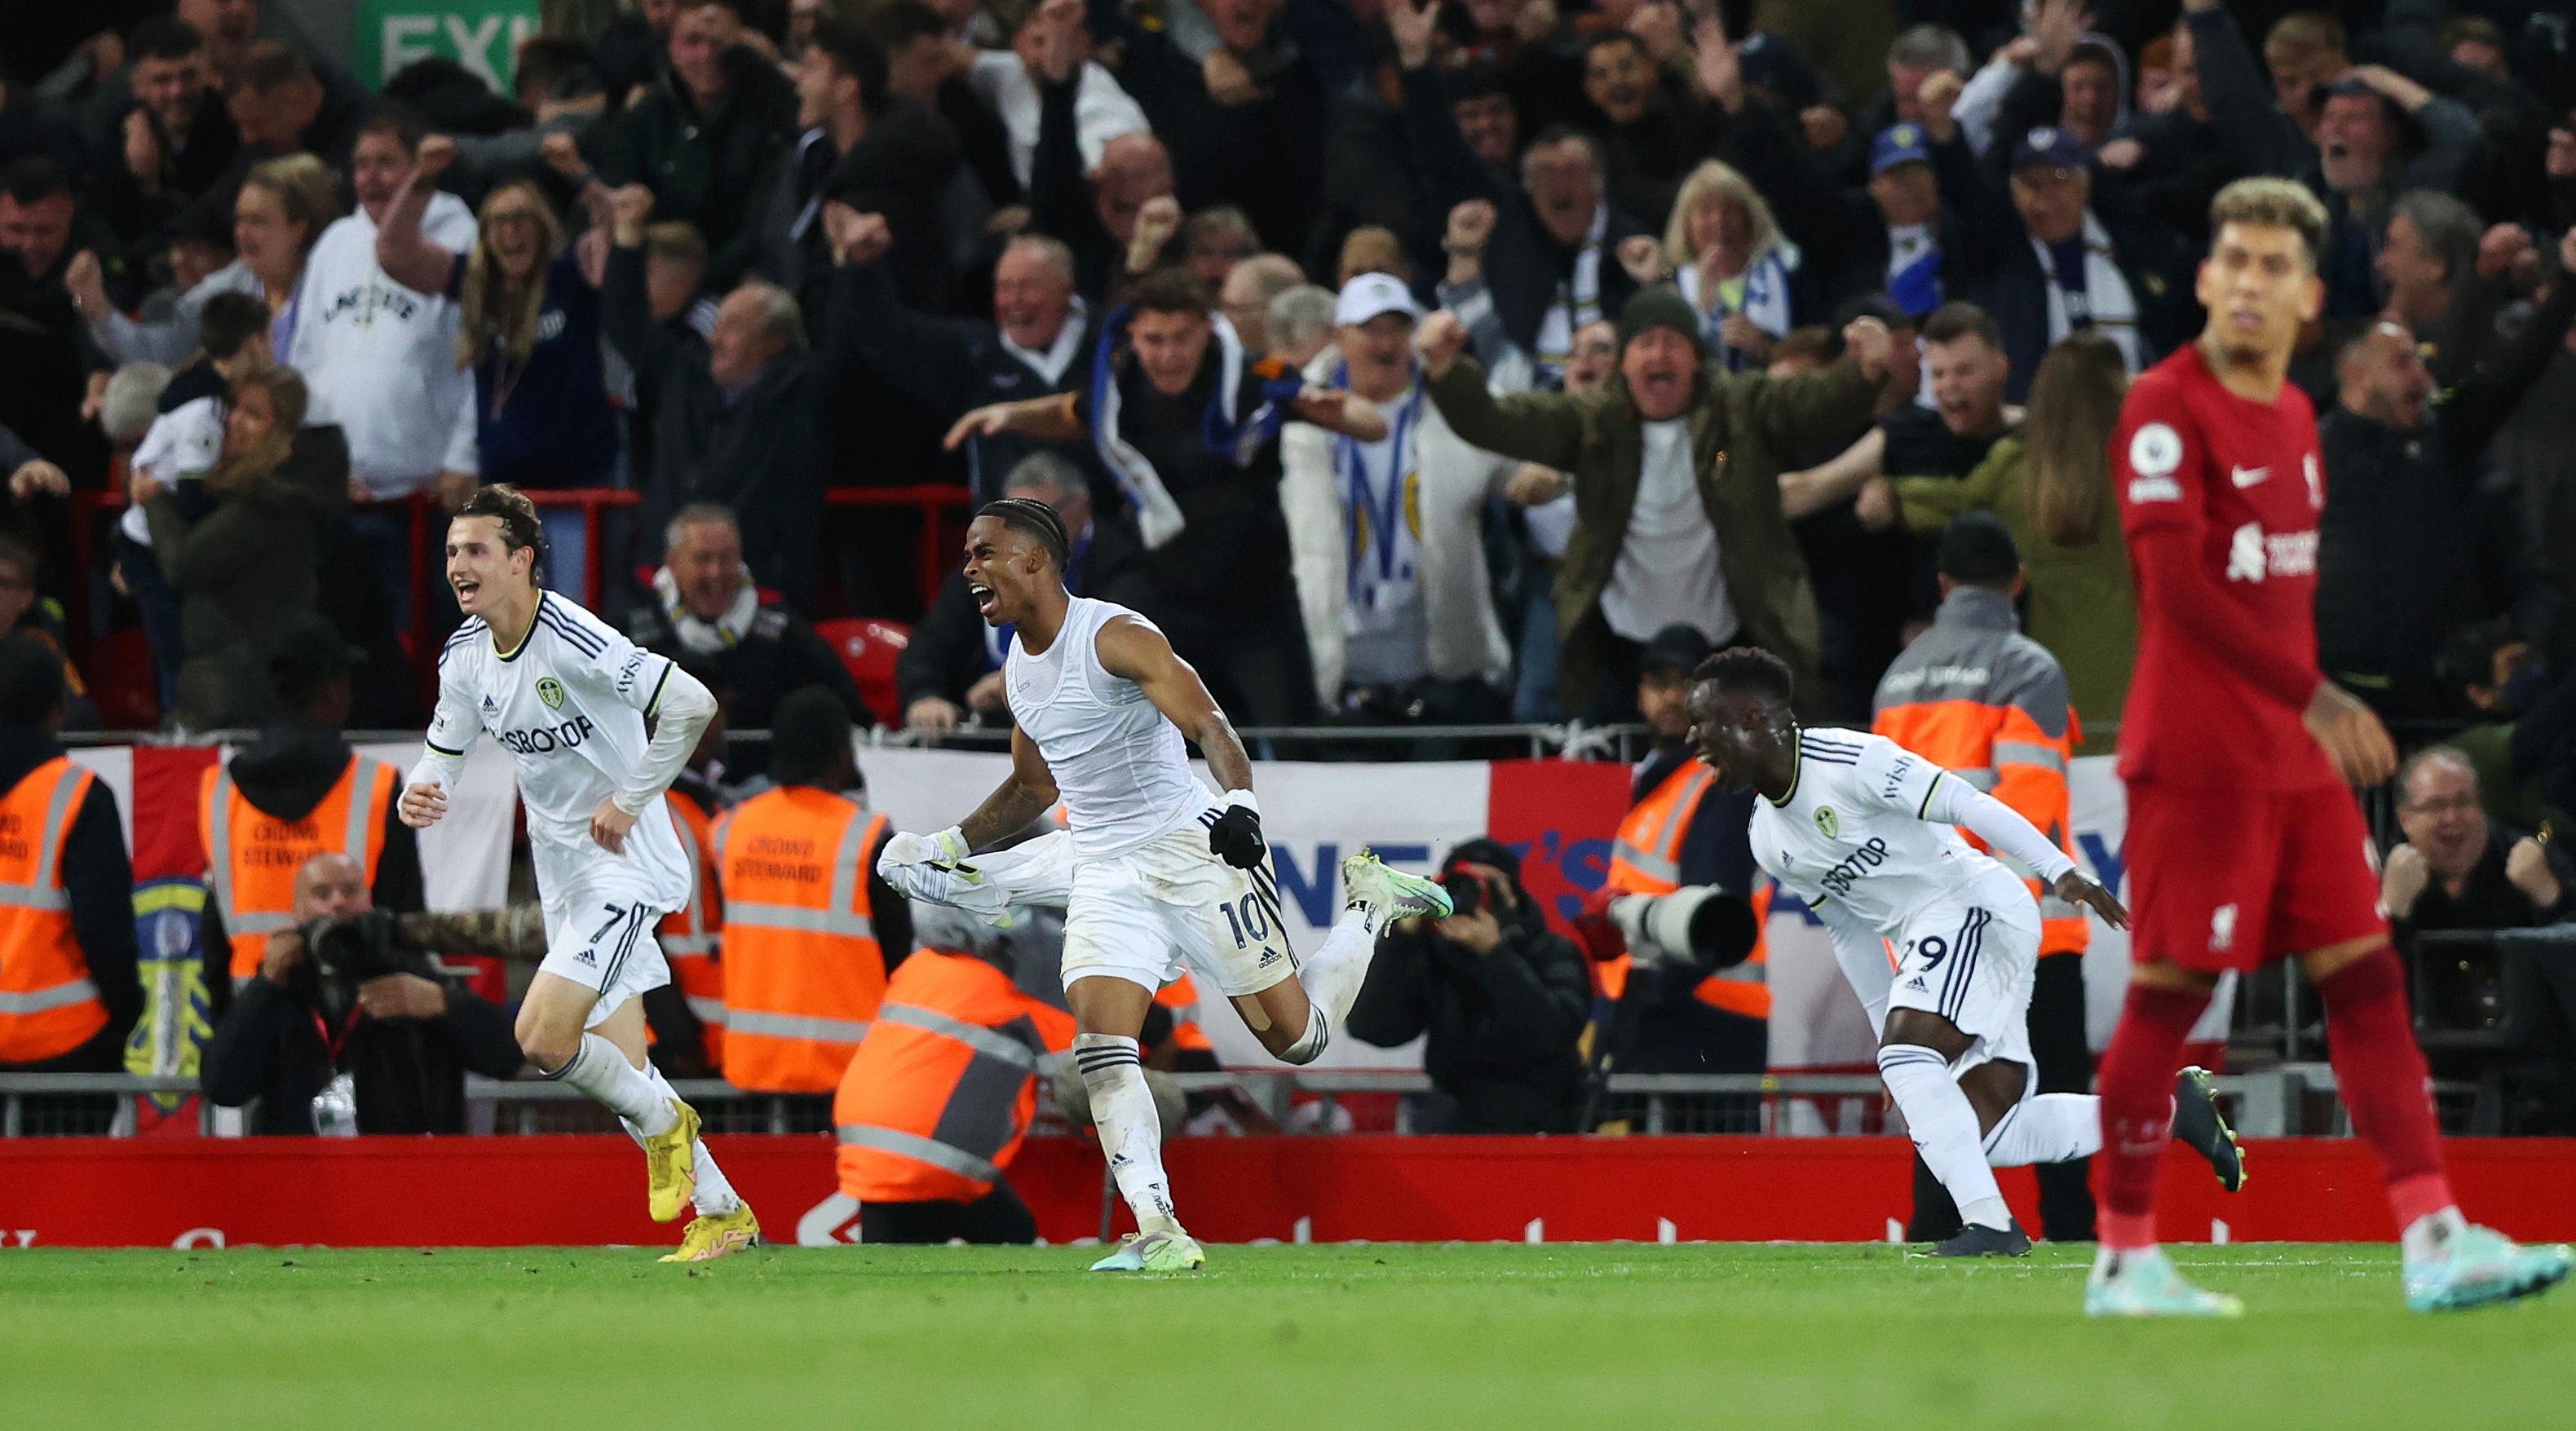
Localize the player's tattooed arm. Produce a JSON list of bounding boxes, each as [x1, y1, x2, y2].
[[958, 726, 1062, 851]]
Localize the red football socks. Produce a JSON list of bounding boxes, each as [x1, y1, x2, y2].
[[2094, 983, 2211, 1249], [2315, 946, 2454, 1227]]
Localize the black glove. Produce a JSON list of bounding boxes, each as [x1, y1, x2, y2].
[[1207, 802, 1266, 869]]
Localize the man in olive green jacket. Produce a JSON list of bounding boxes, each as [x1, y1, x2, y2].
[[1419, 289, 1904, 717]]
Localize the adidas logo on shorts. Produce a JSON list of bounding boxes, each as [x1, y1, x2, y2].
[[1257, 947, 1281, 967], [575, 947, 598, 967], [1903, 976, 1928, 992]]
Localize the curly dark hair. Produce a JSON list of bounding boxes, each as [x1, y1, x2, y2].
[[1693, 647, 1795, 704]]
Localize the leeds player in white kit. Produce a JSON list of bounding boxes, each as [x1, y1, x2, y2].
[[398, 487, 758, 1261], [1687, 649, 2241, 1255], [880, 498, 1452, 1272]]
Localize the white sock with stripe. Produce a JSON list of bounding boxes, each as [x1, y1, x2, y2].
[[1282, 908, 1379, 1064], [1073, 1032, 1182, 1236], [1982, 1093, 2104, 1168], [552, 1034, 676, 1136], [1878, 1043, 2013, 1231], [643, 1065, 740, 1217]]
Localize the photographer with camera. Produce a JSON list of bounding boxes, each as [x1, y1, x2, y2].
[[1345, 840, 1592, 1133], [201, 851, 527, 1134]]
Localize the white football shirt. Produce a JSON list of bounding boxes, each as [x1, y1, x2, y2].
[[413, 591, 690, 908], [1748, 729, 2030, 935]]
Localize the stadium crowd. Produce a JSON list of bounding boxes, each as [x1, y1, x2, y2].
[[7, 0, 2576, 1162]]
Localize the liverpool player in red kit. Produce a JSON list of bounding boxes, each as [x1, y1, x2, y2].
[[2090, 179, 2572, 1317]]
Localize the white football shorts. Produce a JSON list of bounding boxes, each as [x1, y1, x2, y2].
[[1060, 820, 1299, 999], [1881, 870, 2041, 1078], [536, 846, 674, 1029]]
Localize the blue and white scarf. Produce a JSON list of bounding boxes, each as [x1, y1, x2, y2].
[[1887, 222, 1942, 317], [1088, 307, 1299, 549], [1678, 245, 1796, 373], [1334, 364, 1429, 626]]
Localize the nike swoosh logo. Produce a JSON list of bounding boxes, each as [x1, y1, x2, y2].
[[2231, 466, 2269, 488]]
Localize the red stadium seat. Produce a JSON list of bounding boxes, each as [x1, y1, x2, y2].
[[79, 628, 160, 731], [815, 618, 908, 725]]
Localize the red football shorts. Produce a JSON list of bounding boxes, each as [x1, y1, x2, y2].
[[2125, 780, 2388, 973]]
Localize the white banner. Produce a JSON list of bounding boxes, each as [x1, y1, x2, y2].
[[857, 749, 1490, 1067], [66, 741, 515, 912]]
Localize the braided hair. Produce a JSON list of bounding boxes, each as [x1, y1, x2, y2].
[[978, 497, 1071, 571]]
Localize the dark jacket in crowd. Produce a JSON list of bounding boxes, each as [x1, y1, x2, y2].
[[591, 45, 796, 292], [200, 960, 524, 1134], [195, 720, 426, 1017], [1719, 95, 1973, 319], [82, 80, 241, 250], [1345, 838, 1591, 1133], [0, 245, 113, 486], [1026, 75, 1175, 301], [0, 722, 139, 1072], [141, 426, 349, 731], [1093, 0, 1327, 255], [603, 245, 851, 604], [1308, 73, 1447, 287], [837, 258, 1111, 503], [1399, 64, 1651, 360], [1427, 349, 1881, 716], [466, 251, 620, 492], [2317, 280, 2576, 719], [2395, 818, 2576, 1033], [758, 98, 963, 321], [1949, 83, 2198, 401], [896, 515, 1150, 716], [2188, 3, 2485, 319], [624, 586, 875, 749]]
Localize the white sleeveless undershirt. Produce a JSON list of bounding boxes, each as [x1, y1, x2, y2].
[[1004, 596, 1206, 858]]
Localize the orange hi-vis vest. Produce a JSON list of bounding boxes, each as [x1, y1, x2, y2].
[[660, 792, 726, 1069], [714, 787, 890, 1093], [0, 757, 110, 1063], [1871, 589, 2088, 956], [833, 949, 1077, 1204], [1604, 759, 1770, 1018], [201, 753, 396, 983], [1155, 974, 1213, 1053]]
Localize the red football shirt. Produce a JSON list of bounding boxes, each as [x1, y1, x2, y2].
[[2112, 342, 2337, 792]]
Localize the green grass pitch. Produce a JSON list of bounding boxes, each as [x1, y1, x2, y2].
[[4, 1243, 2568, 1429]]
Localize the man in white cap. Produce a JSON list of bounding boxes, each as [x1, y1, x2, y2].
[[1281, 276, 1545, 724]]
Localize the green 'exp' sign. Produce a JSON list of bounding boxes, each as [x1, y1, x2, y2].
[[355, 1, 543, 94]]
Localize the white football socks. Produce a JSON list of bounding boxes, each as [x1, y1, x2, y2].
[[2402, 1208, 2469, 1263], [554, 1033, 677, 1136], [1074, 1032, 1181, 1236], [1280, 908, 1380, 1064], [1983, 1093, 2105, 1168], [1879, 1043, 2013, 1232], [647, 1065, 740, 1217]]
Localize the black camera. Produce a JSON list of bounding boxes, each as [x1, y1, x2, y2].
[[301, 909, 443, 1027], [1441, 864, 1500, 919]]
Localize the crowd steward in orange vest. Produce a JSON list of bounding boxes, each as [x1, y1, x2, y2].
[[0, 636, 141, 1133], [1592, 623, 1768, 1080], [200, 850, 525, 1133], [833, 903, 1078, 1243], [1871, 513, 2092, 1243], [713, 686, 912, 1094], [643, 659, 729, 1079], [197, 616, 422, 1005]]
